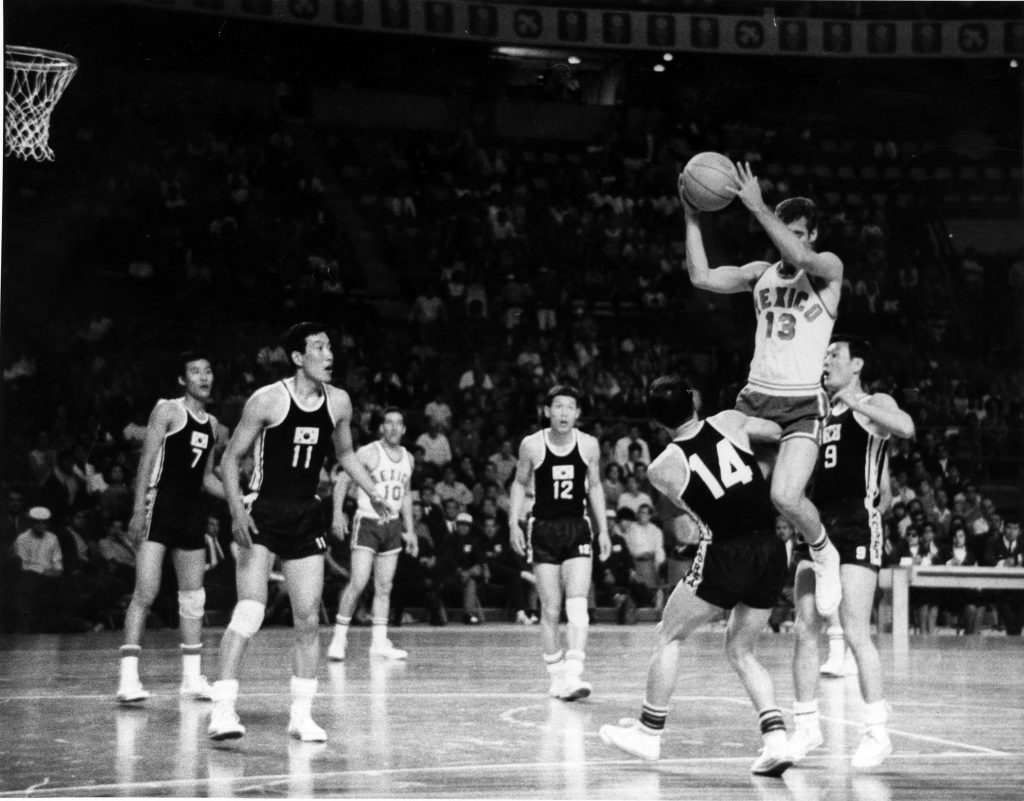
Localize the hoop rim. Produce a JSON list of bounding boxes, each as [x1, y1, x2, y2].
[[5, 45, 78, 71]]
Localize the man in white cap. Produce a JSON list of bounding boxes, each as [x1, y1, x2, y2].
[[13, 507, 63, 631], [441, 511, 486, 623]]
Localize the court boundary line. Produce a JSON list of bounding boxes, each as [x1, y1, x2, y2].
[[3, 750, 1021, 798]]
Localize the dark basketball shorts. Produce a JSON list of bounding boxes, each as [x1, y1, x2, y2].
[[795, 504, 883, 571], [145, 489, 206, 551], [529, 516, 593, 565], [353, 514, 404, 554], [247, 494, 328, 561], [684, 532, 787, 610], [735, 386, 829, 443]]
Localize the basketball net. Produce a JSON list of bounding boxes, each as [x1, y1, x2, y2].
[[5, 46, 78, 162]]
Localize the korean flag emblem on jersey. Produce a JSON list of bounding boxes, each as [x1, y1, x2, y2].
[[294, 427, 320, 445], [190, 431, 210, 450], [552, 464, 574, 480]]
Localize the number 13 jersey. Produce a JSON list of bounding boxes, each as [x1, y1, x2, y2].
[[749, 262, 836, 396], [248, 379, 336, 501], [659, 415, 776, 542]]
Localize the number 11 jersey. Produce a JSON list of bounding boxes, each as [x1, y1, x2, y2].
[[248, 379, 335, 502]]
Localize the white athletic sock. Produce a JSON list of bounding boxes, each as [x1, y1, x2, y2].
[[372, 622, 388, 647], [826, 626, 845, 660], [119, 655, 139, 684], [863, 700, 888, 733], [793, 699, 820, 730], [181, 644, 202, 679], [290, 676, 317, 719], [564, 649, 585, 679], [544, 651, 564, 677], [211, 679, 239, 708]]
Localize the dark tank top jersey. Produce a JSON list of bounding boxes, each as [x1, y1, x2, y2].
[[532, 431, 588, 520], [249, 381, 335, 501], [672, 420, 775, 542], [811, 403, 888, 514], [151, 401, 214, 497]]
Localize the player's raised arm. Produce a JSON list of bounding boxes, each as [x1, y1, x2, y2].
[[730, 161, 843, 283], [680, 182, 767, 294], [328, 388, 390, 522], [508, 436, 538, 557]]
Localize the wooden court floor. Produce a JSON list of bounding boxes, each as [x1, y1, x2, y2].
[[1, 623, 1022, 800]]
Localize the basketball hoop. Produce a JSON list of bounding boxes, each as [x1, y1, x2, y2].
[[5, 45, 78, 162]]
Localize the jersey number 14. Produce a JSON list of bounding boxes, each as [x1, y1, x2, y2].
[[688, 440, 753, 499]]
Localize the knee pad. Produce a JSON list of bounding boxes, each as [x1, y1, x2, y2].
[[565, 596, 589, 627], [228, 599, 265, 638], [178, 589, 206, 621]]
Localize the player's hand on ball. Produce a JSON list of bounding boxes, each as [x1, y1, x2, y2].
[[728, 161, 765, 211]]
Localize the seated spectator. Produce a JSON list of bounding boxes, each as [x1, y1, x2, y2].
[[488, 439, 517, 489], [915, 522, 944, 633], [623, 504, 666, 610], [620, 443, 648, 479], [95, 518, 138, 606], [439, 512, 486, 624], [12, 506, 63, 632], [56, 508, 106, 631], [982, 518, 1023, 636], [478, 516, 537, 624], [616, 474, 653, 517], [98, 464, 133, 523], [436, 465, 473, 508], [601, 463, 625, 509], [391, 498, 447, 626], [596, 510, 655, 624], [415, 419, 453, 468], [940, 521, 982, 634], [27, 432, 57, 486], [769, 517, 798, 633], [613, 425, 651, 469]]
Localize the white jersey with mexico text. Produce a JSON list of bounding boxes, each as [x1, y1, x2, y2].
[[356, 441, 413, 519], [748, 262, 836, 396]]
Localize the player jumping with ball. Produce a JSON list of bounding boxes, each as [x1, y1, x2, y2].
[[680, 162, 844, 617]]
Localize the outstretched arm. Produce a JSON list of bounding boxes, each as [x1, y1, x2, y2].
[[730, 161, 843, 282], [330, 390, 390, 522], [833, 390, 916, 440]]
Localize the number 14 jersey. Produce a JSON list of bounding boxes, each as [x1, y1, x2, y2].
[[659, 415, 776, 542]]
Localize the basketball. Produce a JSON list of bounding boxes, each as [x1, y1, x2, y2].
[[680, 152, 738, 212]]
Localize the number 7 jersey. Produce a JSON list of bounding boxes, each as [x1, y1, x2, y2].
[[650, 412, 776, 542]]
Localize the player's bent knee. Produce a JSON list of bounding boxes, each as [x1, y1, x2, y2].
[[291, 608, 319, 632], [228, 599, 265, 638], [565, 597, 589, 627], [178, 589, 206, 621]]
